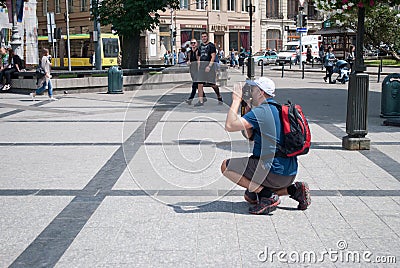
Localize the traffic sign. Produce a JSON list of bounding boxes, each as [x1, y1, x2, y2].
[[296, 27, 308, 33]]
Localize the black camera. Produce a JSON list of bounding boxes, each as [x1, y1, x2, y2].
[[240, 84, 252, 116], [47, 55, 52, 61]]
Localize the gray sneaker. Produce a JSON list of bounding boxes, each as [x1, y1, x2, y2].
[[290, 182, 311, 210], [249, 193, 280, 215]]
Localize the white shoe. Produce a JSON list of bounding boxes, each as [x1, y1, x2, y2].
[[49, 97, 58, 101], [30, 93, 35, 101], [3, 84, 10, 91]]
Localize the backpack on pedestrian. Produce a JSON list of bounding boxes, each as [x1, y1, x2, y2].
[[268, 101, 311, 157]]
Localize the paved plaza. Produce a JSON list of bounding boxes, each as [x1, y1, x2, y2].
[[0, 67, 399, 267]]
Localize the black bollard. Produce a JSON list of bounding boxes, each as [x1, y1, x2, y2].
[[302, 62, 305, 79], [281, 64, 284, 78], [377, 63, 381, 83], [380, 57, 383, 72], [312, 57, 314, 68], [289, 60, 292, 69], [261, 62, 264, 77], [242, 63, 245, 75]]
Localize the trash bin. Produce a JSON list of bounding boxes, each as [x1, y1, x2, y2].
[[381, 73, 400, 117], [108, 66, 123, 94]]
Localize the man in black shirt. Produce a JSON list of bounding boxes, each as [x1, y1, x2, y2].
[[195, 32, 223, 107]]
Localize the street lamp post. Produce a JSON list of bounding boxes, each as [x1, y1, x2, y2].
[[247, 0, 255, 80], [10, 0, 22, 57], [342, 7, 370, 150]]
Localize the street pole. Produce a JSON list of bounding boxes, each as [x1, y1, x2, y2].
[[10, 0, 22, 58], [247, 0, 254, 80], [65, 0, 72, 71], [94, 0, 102, 70], [342, 7, 370, 150], [169, 8, 176, 65], [299, 7, 304, 70]]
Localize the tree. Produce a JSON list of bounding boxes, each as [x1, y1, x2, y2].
[[96, 0, 180, 69], [320, 3, 400, 58], [314, 0, 400, 60]]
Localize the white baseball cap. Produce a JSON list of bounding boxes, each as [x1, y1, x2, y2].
[[246, 77, 275, 97]]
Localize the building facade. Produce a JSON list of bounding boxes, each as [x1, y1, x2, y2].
[[35, 0, 324, 64]]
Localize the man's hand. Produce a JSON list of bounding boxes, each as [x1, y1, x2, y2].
[[232, 83, 243, 103], [205, 66, 210, 72]]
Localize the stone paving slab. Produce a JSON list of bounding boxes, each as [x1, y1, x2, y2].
[[1, 68, 399, 267]]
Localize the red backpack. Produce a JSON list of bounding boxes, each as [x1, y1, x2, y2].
[[268, 101, 311, 157]]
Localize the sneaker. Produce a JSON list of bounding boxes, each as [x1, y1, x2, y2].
[[244, 189, 258, 204], [290, 182, 311, 210], [194, 101, 204, 107], [323, 77, 327, 82], [249, 193, 280, 215], [217, 96, 223, 105], [49, 97, 58, 101], [30, 92, 35, 101], [185, 99, 193, 105], [2, 84, 10, 91], [203, 97, 208, 103]]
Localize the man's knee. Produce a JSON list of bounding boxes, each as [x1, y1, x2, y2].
[[221, 159, 228, 174]]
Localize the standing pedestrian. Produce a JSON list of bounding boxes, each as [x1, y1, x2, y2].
[[323, 46, 336, 84], [306, 45, 312, 63], [221, 77, 311, 214], [195, 32, 223, 107], [30, 48, 57, 100], [185, 39, 206, 105], [319, 42, 325, 64], [178, 47, 187, 66], [347, 45, 355, 73], [295, 46, 300, 65]]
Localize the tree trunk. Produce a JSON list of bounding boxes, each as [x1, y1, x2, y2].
[[121, 31, 140, 69]]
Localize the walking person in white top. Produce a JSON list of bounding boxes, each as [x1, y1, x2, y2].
[[30, 48, 57, 101]]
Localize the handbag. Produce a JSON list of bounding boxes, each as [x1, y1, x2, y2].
[[35, 65, 46, 78]]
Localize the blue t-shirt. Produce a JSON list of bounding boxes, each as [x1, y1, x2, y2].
[[243, 98, 298, 176]]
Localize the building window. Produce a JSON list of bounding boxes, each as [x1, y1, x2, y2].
[[229, 30, 249, 51], [227, 0, 235, 11], [43, 0, 48, 16], [81, 0, 88, 12], [69, 0, 74, 13], [266, 29, 282, 50], [55, 0, 61, 14], [197, 0, 205, 10], [212, 0, 220, 10], [242, 0, 249, 12], [266, 0, 280, 19], [287, 0, 298, 19], [180, 0, 188, 9]]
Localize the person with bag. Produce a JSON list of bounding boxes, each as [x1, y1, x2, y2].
[[30, 48, 57, 101], [221, 77, 311, 215], [323, 46, 336, 84]]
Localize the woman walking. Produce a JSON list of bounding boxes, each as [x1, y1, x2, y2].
[[30, 48, 57, 100]]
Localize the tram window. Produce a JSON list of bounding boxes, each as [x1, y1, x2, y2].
[[102, 38, 119, 57]]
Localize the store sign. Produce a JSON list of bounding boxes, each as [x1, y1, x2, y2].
[[180, 24, 206, 29], [211, 25, 227, 32], [229, 25, 249, 30]]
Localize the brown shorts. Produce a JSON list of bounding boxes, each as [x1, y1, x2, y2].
[[225, 156, 296, 190]]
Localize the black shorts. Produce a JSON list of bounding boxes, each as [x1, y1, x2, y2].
[[226, 156, 296, 190]]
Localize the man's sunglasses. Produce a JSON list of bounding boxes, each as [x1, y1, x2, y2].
[[191, 42, 196, 44]]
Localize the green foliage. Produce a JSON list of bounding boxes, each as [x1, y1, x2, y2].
[[326, 3, 400, 52], [97, 0, 180, 37]]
